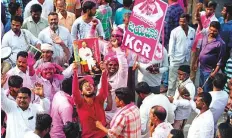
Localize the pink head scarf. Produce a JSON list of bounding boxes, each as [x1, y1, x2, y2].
[[104, 53, 119, 65], [36, 62, 64, 80]]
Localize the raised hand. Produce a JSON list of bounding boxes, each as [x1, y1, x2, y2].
[[27, 52, 36, 67], [33, 82, 44, 98], [1, 74, 7, 87], [51, 34, 64, 45]]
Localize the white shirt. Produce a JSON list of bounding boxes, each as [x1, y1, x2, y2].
[[151, 122, 173, 138], [1, 89, 50, 138], [38, 26, 73, 59], [209, 91, 228, 130], [2, 29, 41, 63], [173, 78, 196, 101], [24, 131, 40, 138], [71, 16, 105, 40], [169, 26, 196, 66], [5, 66, 36, 90], [187, 110, 214, 138], [173, 98, 192, 120], [137, 47, 168, 87], [24, 0, 54, 20], [140, 93, 174, 136], [79, 47, 93, 61]]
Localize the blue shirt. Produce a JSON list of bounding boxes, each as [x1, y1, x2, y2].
[[2, 0, 23, 20], [164, 3, 184, 50], [220, 20, 232, 48], [218, 17, 224, 24], [114, 7, 131, 25]]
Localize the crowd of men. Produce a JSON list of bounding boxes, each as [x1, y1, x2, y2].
[[1, 0, 232, 138]]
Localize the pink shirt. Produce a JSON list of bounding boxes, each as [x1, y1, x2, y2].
[[50, 91, 73, 138]]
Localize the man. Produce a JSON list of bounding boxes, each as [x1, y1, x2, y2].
[[24, 0, 54, 19], [162, 0, 184, 92], [2, 16, 41, 64], [71, 1, 105, 40], [34, 43, 67, 69], [38, 12, 72, 62], [1, 76, 50, 138], [22, 4, 48, 37], [114, 0, 132, 26], [4, 2, 23, 32], [220, 4, 232, 67], [216, 123, 232, 138], [190, 1, 218, 82], [149, 105, 173, 138], [135, 82, 174, 138], [195, 21, 225, 92], [164, 0, 184, 51], [72, 63, 109, 138], [172, 65, 196, 101], [24, 114, 52, 138], [35, 62, 73, 101], [55, 0, 76, 32], [54, 0, 81, 18], [167, 13, 195, 96], [96, 87, 141, 137], [95, 0, 112, 40], [5, 51, 36, 90], [136, 42, 168, 99], [187, 92, 214, 138], [50, 78, 74, 138], [3, 75, 23, 101], [208, 73, 228, 132]]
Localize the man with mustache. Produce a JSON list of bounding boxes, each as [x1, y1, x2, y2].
[[2, 16, 41, 64], [38, 12, 72, 63], [4, 51, 36, 90], [195, 21, 225, 92], [72, 62, 109, 138], [1, 75, 50, 138]]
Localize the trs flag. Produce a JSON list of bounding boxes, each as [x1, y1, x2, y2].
[[122, 0, 168, 61]]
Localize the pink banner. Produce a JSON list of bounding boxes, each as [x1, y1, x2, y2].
[[122, 0, 168, 61]]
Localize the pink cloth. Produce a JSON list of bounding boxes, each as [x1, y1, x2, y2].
[[50, 91, 73, 138]]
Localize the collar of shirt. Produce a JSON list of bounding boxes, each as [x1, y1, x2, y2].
[[10, 29, 23, 37], [142, 93, 155, 104], [205, 33, 223, 44], [58, 12, 72, 20], [5, 89, 16, 101], [28, 16, 44, 24], [15, 66, 29, 75]]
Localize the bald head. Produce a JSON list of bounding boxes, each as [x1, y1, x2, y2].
[[151, 105, 166, 121]]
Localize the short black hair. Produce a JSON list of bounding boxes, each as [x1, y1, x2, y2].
[[198, 92, 212, 108], [82, 1, 96, 13], [180, 13, 190, 23], [61, 78, 73, 95], [135, 82, 151, 95], [18, 87, 31, 97], [30, 4, 42, 13], [35, 114, 52, 131], [63, 121, 80, 138], [212, 73, 227, 89], [170, 129, 184, 138], [115, 87, 134, 105], [178, 65, 190, 74], [8, 2, 21, 16], [11, 15, 23, 25], [123, 0, 132, 7], [210, 21, 221, 31], [17, 51, 28, 60], [205, 1, 217, 9], [218, 123, 232, 138], [48, 12, 58, 17], [8, 75, 23, 88], [151, 105, 166, 121]]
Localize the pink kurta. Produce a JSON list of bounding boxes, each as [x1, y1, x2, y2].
[[50, 91, 73, 138]]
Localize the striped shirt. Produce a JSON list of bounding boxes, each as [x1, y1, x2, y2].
[[224, 58, 232, 93], [108, 103, 141, 138]]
